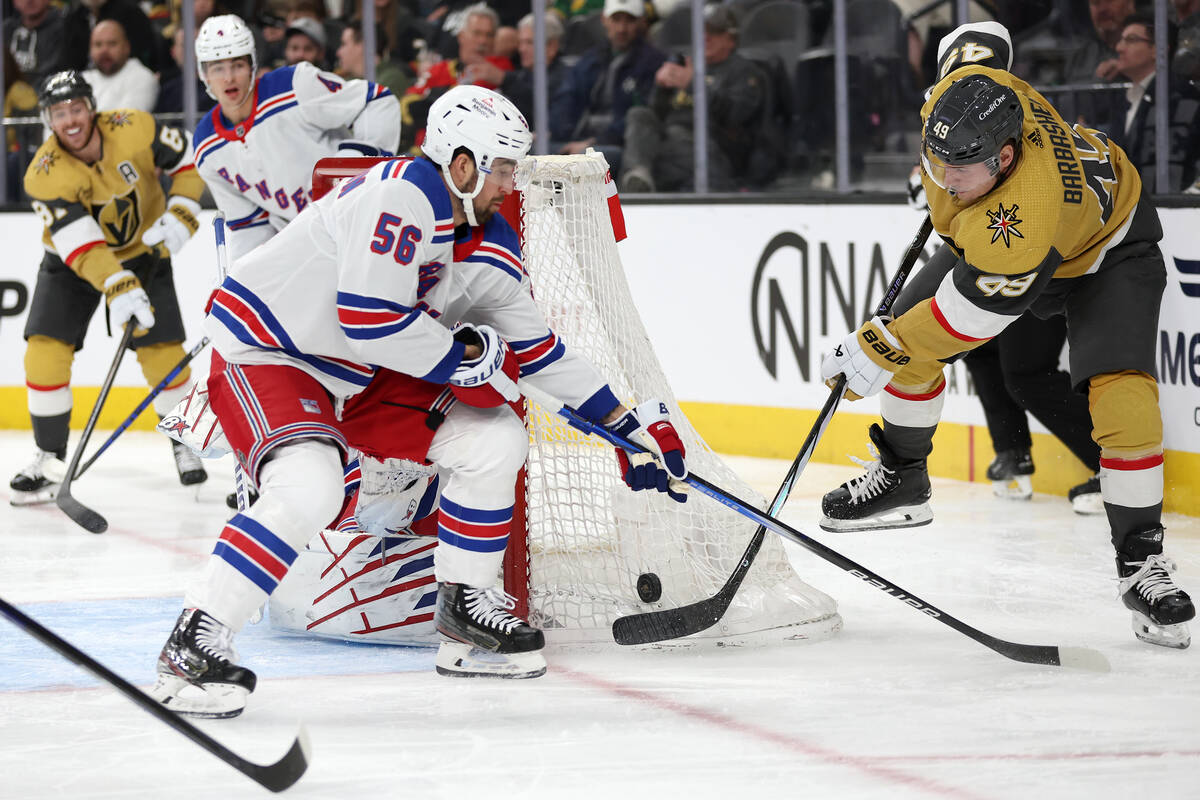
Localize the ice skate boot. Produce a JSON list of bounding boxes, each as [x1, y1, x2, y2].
[[1068, 474, 1103, 515], [1116, 527, 1194, 649], [820, 424, 932, 532], [151, 608, 257, 717], [171, 440, 208, 486], [435, 583, 546, 679], [9, 450, 67, 506], [225, 489, 260, 510], [986, 449, 1033, 500]]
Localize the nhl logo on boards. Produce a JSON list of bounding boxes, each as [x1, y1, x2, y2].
[[985, 202, 1024, 247]]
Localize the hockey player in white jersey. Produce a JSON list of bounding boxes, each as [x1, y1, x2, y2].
[[151, 86, 688, 717], [191, 14, 401, 261]]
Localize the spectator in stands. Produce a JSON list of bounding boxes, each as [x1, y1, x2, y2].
[[551, 0, 664, 174], [554, 0, 605, 19], [425, 0, 527, 59], [619, 4, 772, 192], [480, 13, 569, 124], [1174, 0, 1200, 83], [494, 24, 518, 64], [4, 49, 38, 200], [1111, 12, 1200, 191], [285, 15, 328, 68], [82, 20, 160, 111], [5, 0, 68, 89], [64, 0, 161, 72], [399, 3, 512, 151], [337, 19, 413, 96], [155, 24, 217, 114], [1059, 0, 1134, 128]]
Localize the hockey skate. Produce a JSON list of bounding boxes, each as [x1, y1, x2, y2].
[[434, 583, 546, 679], [151, 608, 257, 718], [1069, 475, 1103, 515], [987, 449, 1033, 500], [171, 440, 208, 486], [9, 450, 67, 506], [820, 424, 932, 532], [1116, 527, 1194, 649]]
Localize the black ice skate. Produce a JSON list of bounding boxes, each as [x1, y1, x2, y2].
[[9, 450, 67, 506], [1116, 527, 1194, 649], [987, 448, 1033, 500], [171, 440, 208, 486], [225, 488, 260, 510], [820, 424, 932, 532], [1068, 474, 1103, 515], [434, 583, 546, 679], [151, 608, 257, 717]]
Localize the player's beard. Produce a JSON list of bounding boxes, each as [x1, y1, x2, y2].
[[471, 194, 501, 224]]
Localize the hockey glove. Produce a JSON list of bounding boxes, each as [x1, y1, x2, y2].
[[142, 197, 201, 255], [103, 270, 155, 334], [156, 382, 230, 458], [606, 400, 688, 503], [448, 324, 521, 408], [336, 140, 394, 158], [821, 316, 909, 400]]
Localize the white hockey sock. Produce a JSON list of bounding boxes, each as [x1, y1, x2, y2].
[[186, 440, 345, 630]]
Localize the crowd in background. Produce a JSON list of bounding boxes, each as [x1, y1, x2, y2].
[[4, 0, 1200, 199]]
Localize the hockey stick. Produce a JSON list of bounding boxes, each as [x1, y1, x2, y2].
[[73, 336, 211, 479], [56, 320, 139, 534], [613, 215, 935, 645], [0, 596, 310, 792], [519, 379, 1110, 672], [212, 214, 251, 513]]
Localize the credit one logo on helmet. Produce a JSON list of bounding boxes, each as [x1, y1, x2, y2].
[[750, 232, 912, 381]]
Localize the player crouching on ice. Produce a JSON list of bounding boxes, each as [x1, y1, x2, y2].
[[152, 85, 687, 718], [818, 22, 1193, 649]]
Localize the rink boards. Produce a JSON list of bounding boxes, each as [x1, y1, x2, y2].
[[0, 204, 1197, 513]]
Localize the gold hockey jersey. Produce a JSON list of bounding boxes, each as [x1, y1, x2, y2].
[[894, 65, 1150, 364], [24, 109, 205, 291]]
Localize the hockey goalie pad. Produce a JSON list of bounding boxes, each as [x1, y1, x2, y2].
[[269, 528, 440, 645], [353, 453, 439, 536], [156, 382, 230, 458]]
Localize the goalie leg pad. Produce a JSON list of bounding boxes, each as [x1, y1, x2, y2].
[[353, 453, 439, 536]]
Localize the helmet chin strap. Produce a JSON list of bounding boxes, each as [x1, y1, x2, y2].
[[441, 162, 486, 228]]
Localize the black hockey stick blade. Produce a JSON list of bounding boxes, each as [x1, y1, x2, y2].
[[613, 217, 936, 646], [0, 597, 311, 792], [56, 322, 138, 533]]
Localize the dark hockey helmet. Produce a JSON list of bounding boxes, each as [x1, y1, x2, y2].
[[37, 71, 96, 128], [921, 73, 1023, 190]]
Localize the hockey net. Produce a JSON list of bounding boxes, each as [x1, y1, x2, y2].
[[503, 153, 841, 645]]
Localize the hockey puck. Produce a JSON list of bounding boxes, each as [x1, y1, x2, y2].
[[636, 572, 662, 603]]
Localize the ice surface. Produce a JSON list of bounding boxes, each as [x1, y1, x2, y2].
[[1, 431, 1196, 799]]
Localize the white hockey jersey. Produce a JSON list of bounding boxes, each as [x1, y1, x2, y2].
[[206, 156, 621, 421], [193, 62, 401, 260]]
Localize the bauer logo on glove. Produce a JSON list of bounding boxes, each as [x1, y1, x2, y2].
[[821, 316, 909, 400]]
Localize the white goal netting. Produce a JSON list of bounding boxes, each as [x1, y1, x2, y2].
[[514, 154, 842, 645]]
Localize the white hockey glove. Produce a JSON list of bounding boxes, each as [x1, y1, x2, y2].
[[821, 316, 910, 401], [156, 382, 230, 458], [605, 400, 688, 503], [103, 270, 155, 333], [448, 324, 521, 407], [142, 196, 201, 254], [353, 453, 439, 536], [336, 140, 393, 158], [907, 168, 928, 212]]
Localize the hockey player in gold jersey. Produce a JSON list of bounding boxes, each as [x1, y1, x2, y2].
[[819, 23, 1193, 649], [9, 71, 208, 505]]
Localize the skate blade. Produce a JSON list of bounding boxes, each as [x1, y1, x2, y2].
[[1071, 493, 1105, 515], [435, 640, 546, 679], [151, 673, 250, 718], [819, 503, 933, 533], [991, 476, 1032, 500], [1131, 614, 1191, 650], [9, 487, 58, 507]]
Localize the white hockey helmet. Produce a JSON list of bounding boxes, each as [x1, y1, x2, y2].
[[422, 85, 532, 225], [195, 14, 258, 98]]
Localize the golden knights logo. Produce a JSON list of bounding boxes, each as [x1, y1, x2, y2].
[[985, 202, 1024, 247], [35, 151, 58, 174], [105, 111, 132, 129], [93, 187, 141, 246]]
